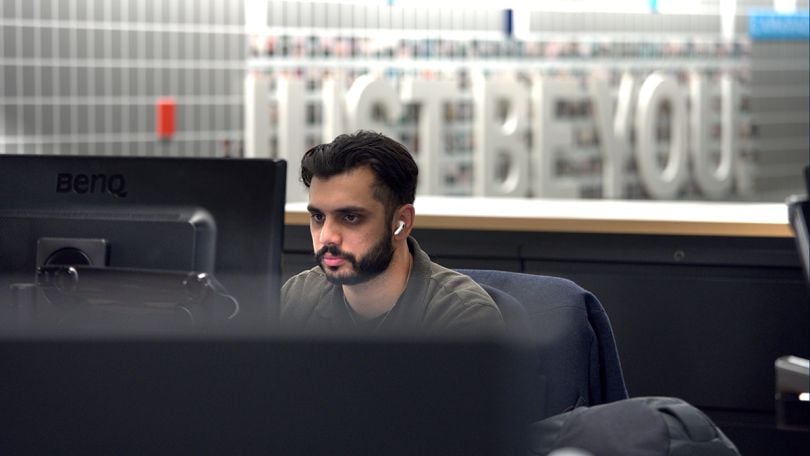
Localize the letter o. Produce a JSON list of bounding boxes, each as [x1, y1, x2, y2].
[[634, 73, 688, 200]]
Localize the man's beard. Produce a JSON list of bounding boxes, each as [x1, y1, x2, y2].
[[314, 233, 395, 285]]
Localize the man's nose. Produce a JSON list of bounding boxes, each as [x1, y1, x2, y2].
[[319, 218, 340, 245]]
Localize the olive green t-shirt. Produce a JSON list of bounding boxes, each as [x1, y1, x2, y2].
[[281, 237, 504, 336]]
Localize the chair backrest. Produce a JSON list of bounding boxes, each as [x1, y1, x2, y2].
[[458, 269, 629, 421]]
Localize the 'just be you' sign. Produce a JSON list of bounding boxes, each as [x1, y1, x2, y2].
[[247, 70, 744, 202]]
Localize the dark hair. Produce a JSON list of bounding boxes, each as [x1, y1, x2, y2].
[[300, 130, 418, 216]]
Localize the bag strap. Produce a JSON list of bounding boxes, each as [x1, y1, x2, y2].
[[657, 401, 716, 442]]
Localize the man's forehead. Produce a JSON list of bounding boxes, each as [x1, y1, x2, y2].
[[308, 168, 383, 212]]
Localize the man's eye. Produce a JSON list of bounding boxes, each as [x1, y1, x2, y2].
[[310, 213, 324, 224], [343, 214, 359, 224]]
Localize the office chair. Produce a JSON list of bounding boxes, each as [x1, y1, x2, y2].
[[458, 269, 629, 422]]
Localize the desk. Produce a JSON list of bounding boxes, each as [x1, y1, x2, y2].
[[286, 197, 793, 238]]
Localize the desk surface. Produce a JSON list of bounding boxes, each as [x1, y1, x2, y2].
[[287, 197, 793, 238]]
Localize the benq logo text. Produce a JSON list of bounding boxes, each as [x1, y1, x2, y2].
[[56, 173, 128, 198]]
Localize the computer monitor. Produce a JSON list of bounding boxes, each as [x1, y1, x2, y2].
[[0, 155, 286, 332]]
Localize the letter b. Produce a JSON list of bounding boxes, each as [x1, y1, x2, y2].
[[56, 173, 72, 193]]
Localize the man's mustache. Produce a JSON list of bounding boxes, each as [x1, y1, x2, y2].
[[315, 245, 357, 265]]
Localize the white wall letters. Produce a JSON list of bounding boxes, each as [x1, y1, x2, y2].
[[473, 73, 531, 197], [690, 73, 737, 199], [263, 71, 743, 200], [345, 74, 403, 139], [531, 76, 580, 198], [401, 77, 459, 195], [634, 72, 689, 200], [277, 76, 306, 202]]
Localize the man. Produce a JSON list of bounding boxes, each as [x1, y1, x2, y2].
[[281, 130, 504, 335]]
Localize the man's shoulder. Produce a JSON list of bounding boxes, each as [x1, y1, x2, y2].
[[281, 267, 330, 318], [428, 264, 492, 300], [425, 263, 501, 312], [421, 263, 505, 332], [283, 266, 327, 290]]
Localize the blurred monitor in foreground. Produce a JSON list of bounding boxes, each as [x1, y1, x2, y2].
[[0, 155, 286, 334], [0, 334, 535, 455]]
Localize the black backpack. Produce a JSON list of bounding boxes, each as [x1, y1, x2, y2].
[[528, 396, 740, 456]]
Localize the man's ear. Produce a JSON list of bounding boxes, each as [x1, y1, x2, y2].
[[393, 204, 415, 238]]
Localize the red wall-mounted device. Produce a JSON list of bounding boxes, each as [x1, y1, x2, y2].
[[156, 97, 176, 139]]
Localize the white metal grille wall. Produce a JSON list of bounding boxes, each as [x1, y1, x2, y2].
[[749, 39, 809, 201], [0, 0, 246, 158]]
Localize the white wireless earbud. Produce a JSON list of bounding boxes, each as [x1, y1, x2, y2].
[[394, 220, 405, 236]]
